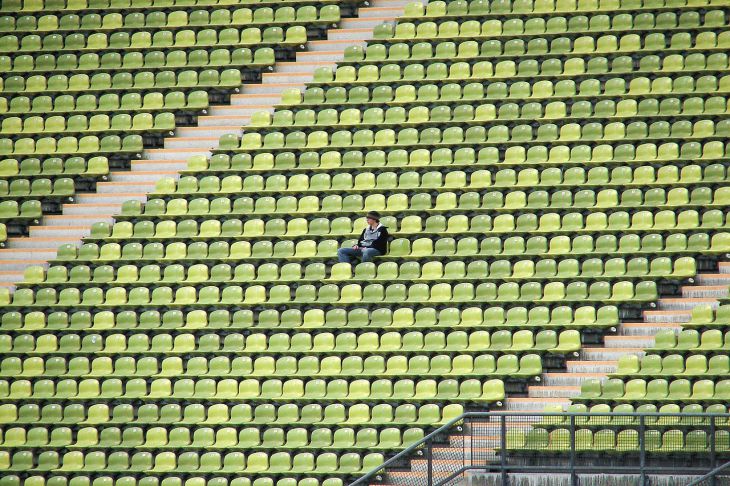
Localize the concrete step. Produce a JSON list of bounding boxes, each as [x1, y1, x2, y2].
[[620, 322, 682, 336], [604, 335, 655, 348], [0, 271, 23, 283], [327, 27, 377, 41], [163, 136, 219, 150], [371, 0, 421, 6], [29, 226, 90, 239], [681, 285, 729, 299], [642, 309, 692, 323], [209, 105, 274, 117], [504, 397, 572, 411], [262, 72, 313, 84], [307, 38, 367, 51], [0, 249, 57, 261], [230, 93, 285, 105], [43, 214, 115, 226], [696, 273, 730, 285], [356, 6, 404, 18], [6, 237, 78, 250], [131, 159, 188, 172], [275, 61, 333, 73], [109, 171, 178, 183], [340, 16, 399, 29], [95, 182, 156, 194], [296, 50, 344, 62], [145, 148, 210, 160], [542, 373, 608, 387], [528, 385, 581, 398], [240, 82, 303, 94], [581, 347, 645, 361], [197, 116, 252, 128], [0, 260, 47, 272], [566, 360, 618, 374], [62, 203, 124, 215], [176, 126, 242, 138], [658, 297, 719, 311]]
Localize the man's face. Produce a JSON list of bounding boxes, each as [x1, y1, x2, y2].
[[366, 217, 376, 226]]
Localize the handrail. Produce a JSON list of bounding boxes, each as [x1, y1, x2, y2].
[[686, 460, 730, 486], [347, 411, 469, 486], [348, 411, 730, 486]]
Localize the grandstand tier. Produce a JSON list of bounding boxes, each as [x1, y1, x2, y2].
[[0, 0, 729, 484]]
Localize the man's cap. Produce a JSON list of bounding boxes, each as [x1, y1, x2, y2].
[[366, 211, 381, 221]]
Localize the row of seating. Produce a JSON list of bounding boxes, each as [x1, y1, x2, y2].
[[0, 449, 385, 475], [379, 10, 722, 37], [1, 0, 343, 11], [0, 401, 464, 426], [1, 0, 347, 11], [1, 113, 175, 136], [3, 280, 659, 307], [0, 135, 143, 156], [49, 232, 730, 262], [223, 120, 730, 151], [251, 98, 730, 129], [159, 166, 728, 195], [0, 426, 425, 450], [0, 330, 580, 354], [304, 56, 730, 88], [185, 142, 729, 172], [614, 353, 730, 376], [543, 401, 730, 425], [0, 26, 308, 54], [649, 329, 730, 352], [0, 200, 41, 221], [0, 353, 542, 378], [3, 69, 242, 94], [684, 304, 730, 328], [0, 377, 508, 402], [0, 477, 342, 486], [398, 0, 714, 19], [3, 48, 275, 75], [5, 477, 346, 486], [0, 305, 620, 331], [94, 213, 729, 242], [579, 378, 730, 401], [0, 6, 340, 33], [2, 91, 209, 115], [120, 189, 730, 217], [508, 428, 730, 452], [378, 21, 726, 44], [281, 76, 730, 107], [0, 178, 74, 198], [21, 257, 695, 286], [0, 157, 109, 178]]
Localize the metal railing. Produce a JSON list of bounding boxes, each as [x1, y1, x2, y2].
[[350, 412, 730, 486]]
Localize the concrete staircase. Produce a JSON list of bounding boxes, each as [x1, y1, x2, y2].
[[0, 0, 409, 288], [369, 262, 730, 485]]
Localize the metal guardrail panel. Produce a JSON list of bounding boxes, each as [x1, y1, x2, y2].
[[350, 412, 730, 486]]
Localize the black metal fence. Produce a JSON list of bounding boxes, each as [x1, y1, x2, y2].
[[349, 412, 730, 486]]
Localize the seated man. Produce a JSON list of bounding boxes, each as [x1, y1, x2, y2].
[[337, 211, 389, 264]]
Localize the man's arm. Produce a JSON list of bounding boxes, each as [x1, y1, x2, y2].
[[373, 227, 389, 253], [354, 228, 366, 249]]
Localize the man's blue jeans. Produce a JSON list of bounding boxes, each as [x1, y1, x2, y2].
[[337, 247, 381, 264]]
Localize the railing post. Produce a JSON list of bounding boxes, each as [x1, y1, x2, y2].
[[570, 415, 577, 486], [501, 415, 508, 486], [639, 415, 646, 486], [711, 415, 717, 486], [427, 435, 433, 486]]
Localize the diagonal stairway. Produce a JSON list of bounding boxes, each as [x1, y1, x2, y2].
[[368, 262, 730, 485], [0, 0, 411, 288]]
